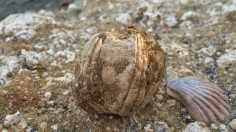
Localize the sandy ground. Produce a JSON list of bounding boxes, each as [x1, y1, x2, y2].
[[0, 0, 236, 131]]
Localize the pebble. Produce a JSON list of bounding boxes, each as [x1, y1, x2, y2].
[[156, 94, 163, 100], [0, 57, 19, 85], [59, 39, 66, 45], [0, 13, 57, 41], [180, 66, 193, 73], [44, 92, 52, 100], [155, 121, 171, 132], [217, 49, 236, 67], [68, 3, 80, 12], [144, 124, 154, 132], [4, 111, 28, 130], [47, 101, 55, 106], [42, 72, 49, 77], [4, 111, 22, 127], [204, 57, 214, 64], [167, 99, 176, 107], [169, 42, 189, 57], [115, 13, 132, 25], [54, 50, 76, 64], [106, 126, 112, 131], [210, 124, 218, 130], [181, 108, 187, 113], [198, 46, 216, 56], [62, 90, 70, 95], [164, 15, 178, 28], [21, 50, 46, 69], [51, 124, 58, 131], [228, 119, 236, 131], [181, 11, 198, 21], [219, 124, 227, 131], [183, 122, 209, 132]]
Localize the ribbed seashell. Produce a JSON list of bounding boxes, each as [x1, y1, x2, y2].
[[166, 68, 231, 123]]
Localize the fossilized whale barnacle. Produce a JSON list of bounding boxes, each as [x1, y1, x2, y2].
[[74, 27, 165, 116]]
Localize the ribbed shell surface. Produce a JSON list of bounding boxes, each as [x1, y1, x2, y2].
[[74, 27, 165, 116]]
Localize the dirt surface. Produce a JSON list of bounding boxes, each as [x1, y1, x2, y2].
[[0, 0, 236, 131]]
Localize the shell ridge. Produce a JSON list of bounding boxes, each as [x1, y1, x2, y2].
[[119, 32, 140, 115]]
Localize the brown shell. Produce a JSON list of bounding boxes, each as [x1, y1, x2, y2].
[[74, 27, 165, 116]]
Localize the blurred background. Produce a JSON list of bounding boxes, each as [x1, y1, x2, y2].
[[0, 0, 82, 20]]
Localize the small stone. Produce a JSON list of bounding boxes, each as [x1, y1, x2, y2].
[[156, 94, 163, 100], [47, 101, 55, 106], [181, 11, 198, 21], [164, 15, 178, 28], [0, 57, 19, 85], [51, 124, 58, 131], [217, 49, 236, 67], [181, 108, 187, 113], [17, 120, 28, 130], [183, 122, 209, 132], [204, 57, 214, 64], [40, 122, 47, 131], [210, 124, 218, 130], [180, 66, 193, 73], [180, 0, 190, 5], [155, 102, 163, 108], [54, 108, 66, 113], [155, 121, 170, 132], [216, 51, 221, 56], [219, 124, 226, 131], [59, 39, 66, 45], [144, 124, 154, 132], [228, 119, 236, 131], [62, 90, 70, 95], [115, 13, 132, 25], [0, 13, 57, 41], [4, 111, 22, 127], [68, 3, 79, 11], [106, 126, 112, 131], [86, 26, 97, 34], [21, 50, 47, 70], [109, 115, 114, 120], [42, 72, 49, 77], [167, 99, 176, 107], [198, 46, 216, 56], [44, 92, 52, 100]]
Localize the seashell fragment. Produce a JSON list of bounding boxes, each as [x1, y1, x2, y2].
[[74, 27, 165, 116]]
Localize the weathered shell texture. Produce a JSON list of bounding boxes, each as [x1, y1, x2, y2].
[[74, 27, 165, 116]]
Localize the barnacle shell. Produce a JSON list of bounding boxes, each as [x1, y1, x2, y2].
[[74, 27, 165, 116]]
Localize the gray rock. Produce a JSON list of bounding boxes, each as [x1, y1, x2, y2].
[[217, 49, 236, 68], [155, 121, 171, 132], [0, 13, 57, 41]]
